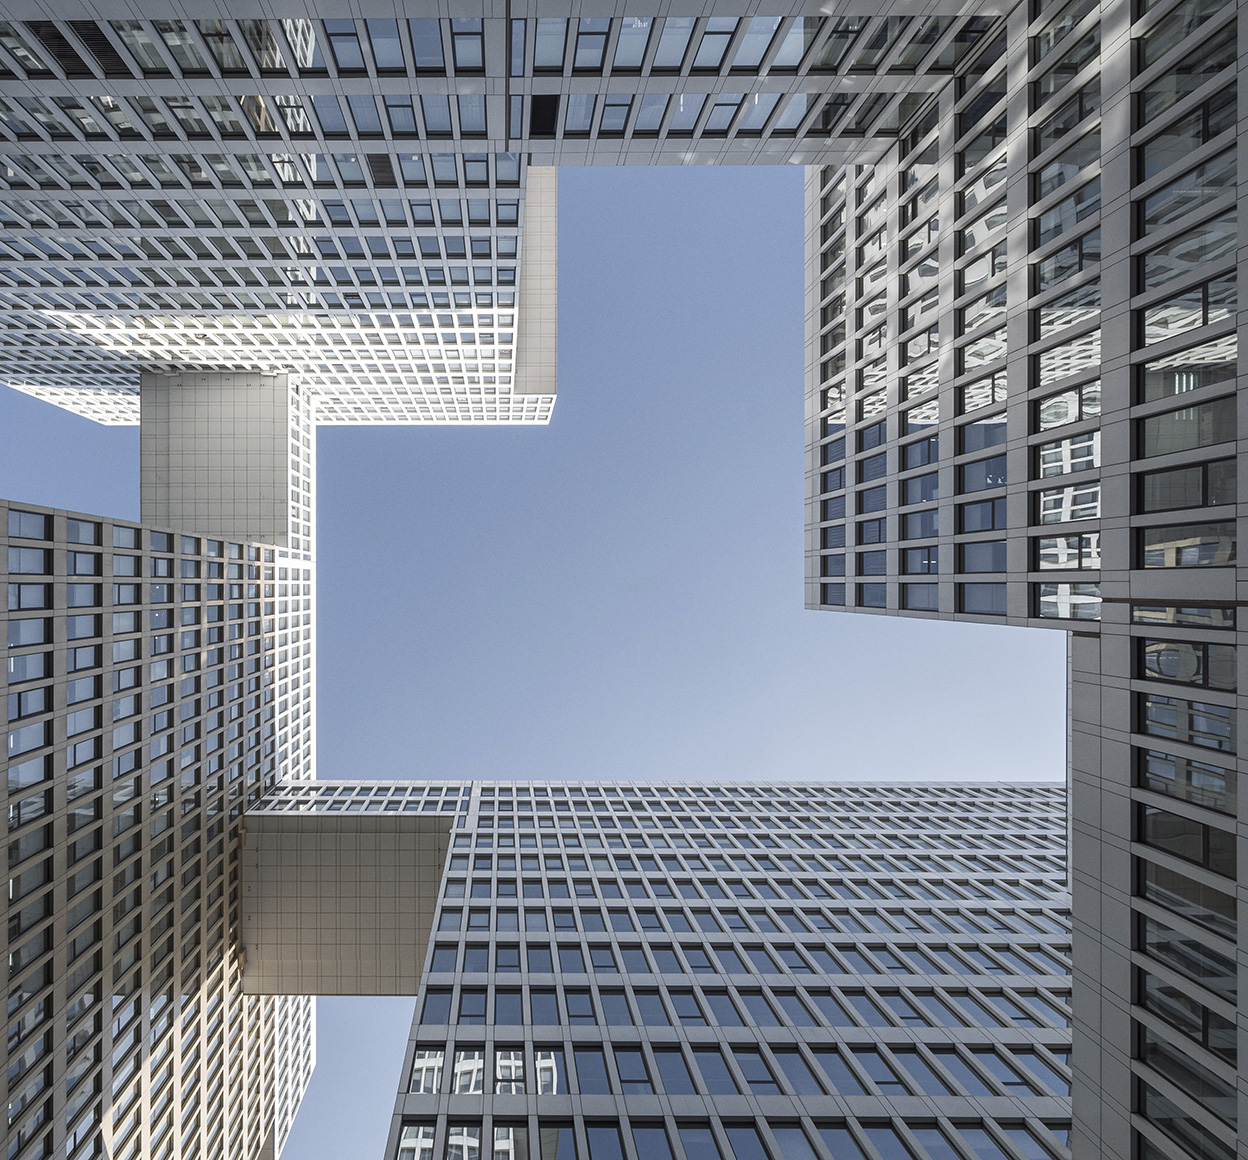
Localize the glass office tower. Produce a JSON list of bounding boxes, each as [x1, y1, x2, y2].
[[374, 780, 1073, 1160]]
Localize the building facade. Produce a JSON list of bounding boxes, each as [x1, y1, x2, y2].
[[0, 1, 1007, 424], [0, 1, 1240, 1160], [801, 2, 1245, 1158], [377, 780, 1073, 1160], [4, 494, 315, 1160]]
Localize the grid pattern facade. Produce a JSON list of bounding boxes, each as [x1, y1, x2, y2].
[[385, 781, 1073, 1160], [3, 499, 315, 1160], [0, 4, 1006, 425], [802, 1, 1246, 1158]]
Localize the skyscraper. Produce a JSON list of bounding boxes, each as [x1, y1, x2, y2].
[[0, 3, 1239, 1160], [4, 493, 316, 1160], [801, 3, 1243, 1158], [253, 780, 1074, 1160]]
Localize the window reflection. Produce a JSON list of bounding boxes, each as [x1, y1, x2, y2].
[[409, 1049, 444, 1093]]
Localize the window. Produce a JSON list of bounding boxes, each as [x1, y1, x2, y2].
[[421, 990, 452, 1023], [959, 414, 1006, 454], [1138, 458, 1235, 513], [1142, 274, 1235, 346], [1140, 90, 1236, 180], [613, 1048, 651, 1092], [1037, 582, 1101, 619], [495, 991, 523, 1024], [1140, 970, 1236, 1061], [324, 20, 365, 71], [903, 546, 938, 574], [903, 472, 938, 504], [1139, 521, 1235, 567], [858, 551, 886, 576], [903, 583, 939, 610], [1138, 749, 1235, 815], [960, 583, 1007, 615], [692, 1048, 738, 1093], [7, 511, 48, 539], [959, 454, 1006, 493], [1037, 229, 1100, 291], [1037, 482, 1099, 523], [1035, 532, 1100, 570], [1140, 210, 1236, 291], [533, 19, 567, 69], [1139, 914, 1236, 1001], [1140, 639, 1236, 691], [960, 541, 1006, 572], [858, 486, 887, 513], [613, 18, 652, 69], [1139, 693, 1234, 753], [1139, 803, 1235, 878], [1138, 397, 1235, 458], [565, 990, 596, 1025], [573, 1047, 610, 1093], [903, 510, 939, 539], [904, 436, 938, 468], [530, 990, 559, 1024], [1139, 335, 1237, 403], [409, 20, 444, 69], [451, 19, 484, 70]]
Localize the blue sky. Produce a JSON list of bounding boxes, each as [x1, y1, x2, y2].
[[0, 165, 1065, 1158]]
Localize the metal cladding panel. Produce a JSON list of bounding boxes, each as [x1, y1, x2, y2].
[[239, 812, 452, 995]]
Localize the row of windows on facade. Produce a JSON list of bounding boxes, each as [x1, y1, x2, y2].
[[0, 16, 996, 86], [260, 782, 1053, 805], [817, 257, 1230, 411], [0, 155, 521, 234], [820, 490, 1229, 559], [817, 488, 1234, 558], [817, 518, 1233, 575], [441, 870, 1061, 908], [5, 509, 284, 559], [396, 1116, 1070, 1160], [425, 939, 1069, 979], [447, 848, 1062, 878], [401, 1039, 1071, 1099], [443, 810, 1059, 845], [818, 346, 1224, 468], [415, 985, 1071, 1053], [818, 580, 1229, 622], [0, 262, 519, 300], [818, 352, 1231, 494], [425, 902, 1068, 941], [0, 226, 519, 278], [2, 87, 918, 153], [452, 803, 1063, 834]]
